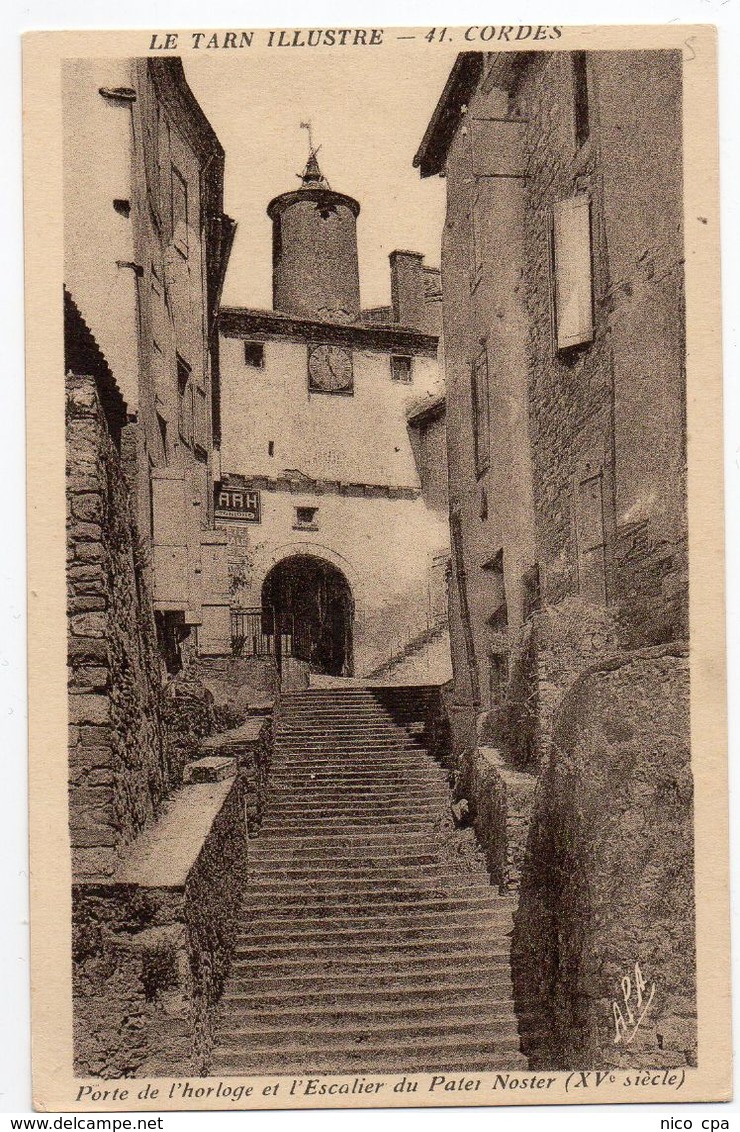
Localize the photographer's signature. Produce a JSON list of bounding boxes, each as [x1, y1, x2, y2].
[[612, 961, 656, 1044]]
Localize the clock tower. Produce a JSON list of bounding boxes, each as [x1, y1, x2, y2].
[[267, 143, 361, 323]]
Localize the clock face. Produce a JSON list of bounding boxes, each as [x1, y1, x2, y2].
[[308, 344, 354, 394]]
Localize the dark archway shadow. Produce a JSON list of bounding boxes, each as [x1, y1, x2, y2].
[[261, 554, 354, 677]]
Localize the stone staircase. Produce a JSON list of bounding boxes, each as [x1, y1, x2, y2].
[[212, 687, 528, 1075]]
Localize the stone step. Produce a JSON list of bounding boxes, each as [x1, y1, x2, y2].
[[211, 1051, 527, 1075], [237, 906, 512, 935], [221, 986, 528, 1020], [276, 743, 420, 752], [237, 921, 512, 951], [267, 782, 450, 799], [211, 1031, 524, 1073], [232, 937, 512, 964], [247, 852, 440, 872], [215, 1014, 522, 1051], [246, 867, 492, 887], [257, 821, 438, 838], [224, 963, 515, 996], [269, 770, 446, 786], [271, 752, 435, 766], [267, 801, 443, 817], [240, 890, 503, 917]]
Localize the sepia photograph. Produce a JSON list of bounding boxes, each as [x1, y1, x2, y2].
[[21, 23, 729, 1111]]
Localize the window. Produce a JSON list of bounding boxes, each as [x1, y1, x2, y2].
[[391, 355, 413, 383], [572, 51, 590, 150], [471, 350, 490, 477], [551, 196, 594, 351], [172, 167, 188, 256], [482, 549, 507, 630], [294, 506, 319, 530], [177, 355, 193, 447], [244, 341, 265, 368]]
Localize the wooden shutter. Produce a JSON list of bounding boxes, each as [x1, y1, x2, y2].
[[553, 196, 593, 350]]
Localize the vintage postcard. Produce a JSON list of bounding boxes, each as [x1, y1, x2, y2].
[[23, 23, 729, 1111]]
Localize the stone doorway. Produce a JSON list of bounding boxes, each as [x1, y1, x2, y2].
[[261, 554, 354, 678]]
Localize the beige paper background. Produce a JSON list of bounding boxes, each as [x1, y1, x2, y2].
[[23, 23, 730, 1111]]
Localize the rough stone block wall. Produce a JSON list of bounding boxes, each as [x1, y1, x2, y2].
[[512, 51, 687, 648], [191, 655, 279, 723], [72, 776, 250, 1078], [512, 645, 695, 1070], [238, 718, 273, 834], [67, 374, 170, 880], [461, 744, 537, 893]]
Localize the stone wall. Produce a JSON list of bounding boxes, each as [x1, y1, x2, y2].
[[72, 775, 250, 1078], [513, 50, 687, 646], [67, 374, 170, 880], [512, 646, 695, 1070], [459, 743, 537, 893], [190, 655, 278, 723]]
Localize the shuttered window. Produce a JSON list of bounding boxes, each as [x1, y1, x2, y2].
[[552, 195, 594, 351]]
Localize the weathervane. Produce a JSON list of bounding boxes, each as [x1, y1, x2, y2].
[[298, 121, 329, 188]]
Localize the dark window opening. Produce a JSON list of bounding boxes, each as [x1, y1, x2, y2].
[[391, 355, 413, 383], [244, 341, 265, 368], [483, 548, 508, 631], [573, 51, 590, 149], [295, 506, 319, 530], [268, 440, 275, 457]]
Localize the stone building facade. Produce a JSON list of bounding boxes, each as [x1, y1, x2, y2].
[[416, 48, 687, 755], [64, 58, 235, 662], [416, 49, 694, 1069], [216, 153, 450, 680]]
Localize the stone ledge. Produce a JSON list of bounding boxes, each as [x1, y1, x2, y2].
[[183, 755, 237, 784], [247, 697, 275, 716], [115, 778, 237, 889], [198, 717, 269, 753]]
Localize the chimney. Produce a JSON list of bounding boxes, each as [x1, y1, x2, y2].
[[389, 250, 427, 331]]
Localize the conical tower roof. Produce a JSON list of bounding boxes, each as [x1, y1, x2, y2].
[[300, 149, 329, 189]]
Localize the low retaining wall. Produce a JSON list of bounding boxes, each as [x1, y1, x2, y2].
[[72, 773, 250, 1077], [198, 717, 273, 834], [512, 644, 695, 1070], [462, 745, 537, 893]]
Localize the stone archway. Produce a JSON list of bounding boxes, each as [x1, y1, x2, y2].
[[261, 554, 354, 677]]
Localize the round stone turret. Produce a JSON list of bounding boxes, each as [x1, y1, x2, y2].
[[267, 150, 361, 323]]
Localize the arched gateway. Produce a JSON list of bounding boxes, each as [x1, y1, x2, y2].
[[261, 554, 354, 677]]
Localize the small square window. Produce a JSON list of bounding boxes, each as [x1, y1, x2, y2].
[[244, 341, 265, 368], [294, 506, 319, 530], [391, 355, 413, 383]]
